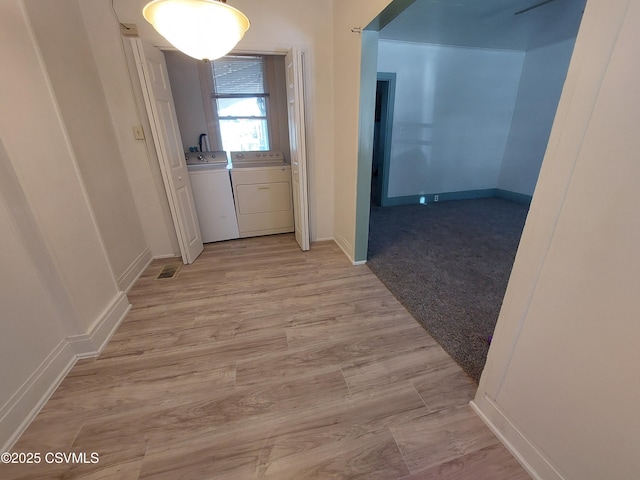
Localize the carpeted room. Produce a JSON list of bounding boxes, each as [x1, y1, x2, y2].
[[367, 197, 528, 382], [366, 0, 587, 383]]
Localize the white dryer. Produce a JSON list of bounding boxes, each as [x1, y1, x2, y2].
[[186, 151, 239, 243], [230, 151, 294, 238]]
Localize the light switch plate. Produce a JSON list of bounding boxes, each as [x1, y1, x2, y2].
[[133, 125, 145, 140], [120, 23, 139, 37]]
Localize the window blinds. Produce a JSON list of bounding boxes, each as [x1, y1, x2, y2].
[[210, 56, 266, 95]]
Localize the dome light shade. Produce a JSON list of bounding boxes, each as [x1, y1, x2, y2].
[[143, 0, 250, 61]]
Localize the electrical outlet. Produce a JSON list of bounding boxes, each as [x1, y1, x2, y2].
[[434, 194, 439, 202], [133, 125, 145, 140]]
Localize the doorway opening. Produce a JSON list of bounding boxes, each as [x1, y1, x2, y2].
[[133, 41, 311, 262], [371, 73, 395, 207], [360, 0, 587, 381]]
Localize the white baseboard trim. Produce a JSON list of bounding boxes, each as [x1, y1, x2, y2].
[[0, 340, 76, 452], [470, 396, 565, 480], [117, 247, 152, 293], [333, 232, 355, 264], [1, 293, 132, 451], [353, 260, 367, 266], [153, 253, 181, 260], [68, 292, 131, 359], [312, 237, 334, 243]]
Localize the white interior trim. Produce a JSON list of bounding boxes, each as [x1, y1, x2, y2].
[[1, 292, 131, 451], [470, 397, 565, 480], [117, 246, 153, 293], [68, 292, 130, 359], [0, 341, 75, 452], [333, 232, 355, 264]]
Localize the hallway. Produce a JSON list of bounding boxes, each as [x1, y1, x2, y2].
[[2, 235, 530, 479]]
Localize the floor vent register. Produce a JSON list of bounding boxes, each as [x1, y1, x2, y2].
[[156, 264, 181, 279]]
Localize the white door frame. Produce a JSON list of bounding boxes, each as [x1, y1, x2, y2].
[[131, 38, 204, 264], [226, 45, 311, 252], [130, 42, 311, 255], [286, 47, 311, 251]]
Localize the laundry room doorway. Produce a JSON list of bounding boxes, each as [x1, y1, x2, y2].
[[132, 40, 311, 260]]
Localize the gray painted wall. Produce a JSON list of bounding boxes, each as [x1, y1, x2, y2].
[[377, 37, 577, 200], [498, 38, 577, 195], [378, 40, 524, 198]]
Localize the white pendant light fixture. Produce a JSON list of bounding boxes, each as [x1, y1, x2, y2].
[[143, 0, 250, 61]]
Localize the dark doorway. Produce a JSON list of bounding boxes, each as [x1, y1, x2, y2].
[[371, 73, 395, 207]]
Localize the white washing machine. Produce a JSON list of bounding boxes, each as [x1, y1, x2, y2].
[[186, 151, 239, 243], [230, 151, 294, 238]]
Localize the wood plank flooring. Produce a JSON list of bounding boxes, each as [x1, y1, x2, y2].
[[1, 234, 531, 479]]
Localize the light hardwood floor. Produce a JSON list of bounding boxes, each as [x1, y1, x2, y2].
[[2, 235, 531, 479]]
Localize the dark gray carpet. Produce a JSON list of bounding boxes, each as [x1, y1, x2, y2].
[[367, 198, 529, 383]]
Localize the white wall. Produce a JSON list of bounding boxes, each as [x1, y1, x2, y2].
[[165, 51, 209, 153], [0, 171, 71, 449], [378, 41, 524, 197], [24, 0, 150, 289], [498, 38, 577, 196], [473, 1, 640, 479], [332, 0, 395, 259], [0, 0, 130, 450], [79, 0, 180, 261]]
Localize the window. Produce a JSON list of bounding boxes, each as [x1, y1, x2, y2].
[[198, 54, 289, 157], [209, 56, 269, 152]]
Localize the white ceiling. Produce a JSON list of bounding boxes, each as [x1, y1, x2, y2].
[[377, 0, 587, 51]]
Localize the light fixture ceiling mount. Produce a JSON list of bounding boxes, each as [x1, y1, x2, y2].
[[143, 0, 250, 61]]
